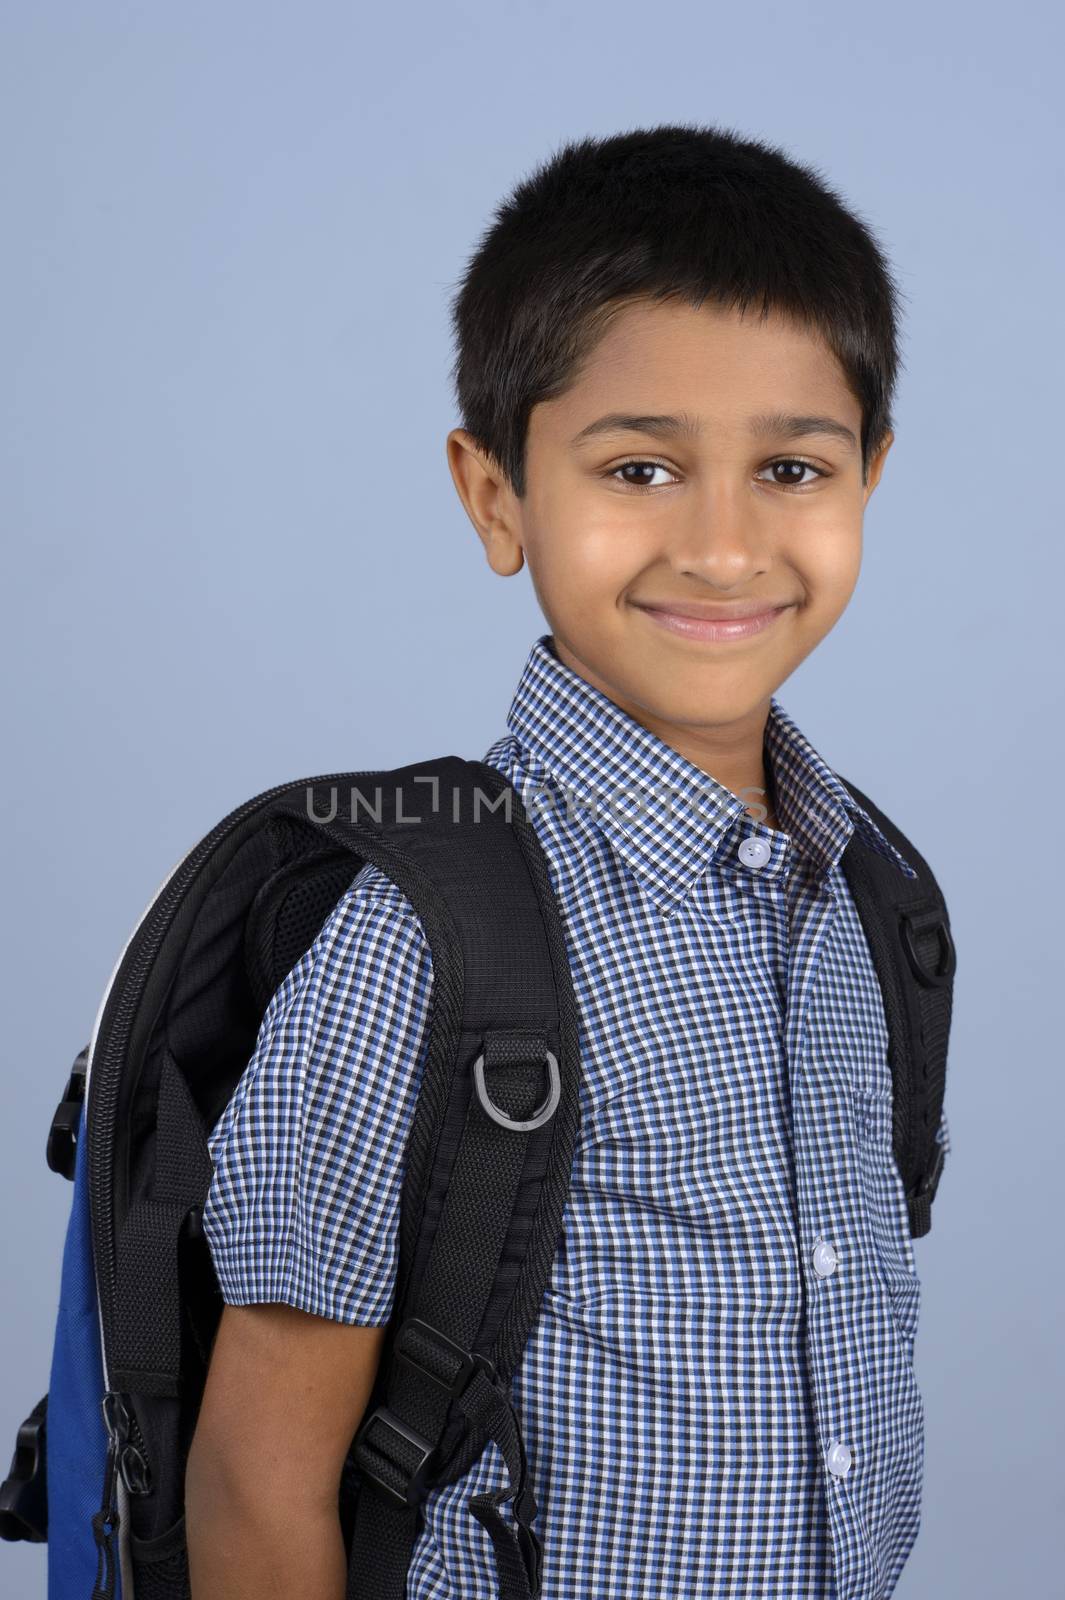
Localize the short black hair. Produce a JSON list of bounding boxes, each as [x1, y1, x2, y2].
[[448, 122, 903, 496]]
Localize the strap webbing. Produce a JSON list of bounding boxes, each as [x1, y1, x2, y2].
[[110, 1051, 213, 1394], [348, 1031, 550, 1598]]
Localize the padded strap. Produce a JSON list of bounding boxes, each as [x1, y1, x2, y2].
[[837, 777, 956, 1237], [278, 759, 583, 1600], [348, 1030, 553, 1597]]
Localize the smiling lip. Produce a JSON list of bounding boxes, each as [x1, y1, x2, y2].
[[633, 599, 794, 643]]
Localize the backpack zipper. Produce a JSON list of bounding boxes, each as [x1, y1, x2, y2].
[[87, 769, 380, 1525]]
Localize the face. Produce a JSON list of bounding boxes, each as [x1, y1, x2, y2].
[[448, 296, 891, 765]]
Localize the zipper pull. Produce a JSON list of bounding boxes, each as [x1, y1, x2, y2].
[[102, 1387, 153, 1495], [102, 1389, 130, 1453], [90, 1391, 128, 1600]]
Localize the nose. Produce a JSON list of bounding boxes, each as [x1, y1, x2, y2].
[[668, 493, 772, 590]]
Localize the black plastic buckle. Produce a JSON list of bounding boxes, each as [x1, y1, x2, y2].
[[0, 1400, 47, 1543], [46, 1047, 89, 1181], [351, 1407, 437, 1508], [352, 1320, 496, 1507], [900, 908, 956, 988], [393, 1317, 497, 1395]]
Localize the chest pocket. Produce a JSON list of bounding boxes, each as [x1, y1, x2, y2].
[[851, 1084, 921, 1352]]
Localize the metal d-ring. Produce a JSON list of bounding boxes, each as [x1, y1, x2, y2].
[[900, 908, 956, 988], [472, 1048, 561, 1133]]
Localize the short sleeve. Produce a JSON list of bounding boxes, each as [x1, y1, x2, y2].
[[202, 860, 434, 1326]]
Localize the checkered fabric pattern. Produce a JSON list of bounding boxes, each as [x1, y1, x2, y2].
[[203, 632, 950, 1600]]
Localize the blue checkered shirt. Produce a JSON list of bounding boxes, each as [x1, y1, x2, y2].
[[203, 632, 951, 1599]]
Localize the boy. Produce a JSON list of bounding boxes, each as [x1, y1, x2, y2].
[[187, 123, 951, 1598]]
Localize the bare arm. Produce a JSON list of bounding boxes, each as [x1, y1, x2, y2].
[[185, 1302, 387, 1600]]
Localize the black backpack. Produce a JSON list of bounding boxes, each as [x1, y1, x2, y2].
[[0, 755, 955, 1600]]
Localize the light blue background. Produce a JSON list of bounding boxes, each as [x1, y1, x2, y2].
[[2, 5, 1061, 1596]]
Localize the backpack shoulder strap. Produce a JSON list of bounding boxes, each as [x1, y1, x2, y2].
[[835, 775, 956, 1238], [276, 755, 581, 1600]]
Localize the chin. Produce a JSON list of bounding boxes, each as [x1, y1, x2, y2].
[[621, 670, 741, 721]]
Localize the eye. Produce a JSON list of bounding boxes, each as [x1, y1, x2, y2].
[[606, 456, 832, 492], [606, 459, 680, 490], [756, 458, 829, 490]]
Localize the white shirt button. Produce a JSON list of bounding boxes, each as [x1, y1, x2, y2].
[[738, 834, 771, 870], [812, 1238, 839, 1278], [825, 1441, 852, 1478]]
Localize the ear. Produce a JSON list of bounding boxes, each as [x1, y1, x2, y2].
[[446, 429, 525, 576], [862, 429, 894, 503]]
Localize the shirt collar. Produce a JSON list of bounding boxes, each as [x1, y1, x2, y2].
[[503, 633, 918, 916]]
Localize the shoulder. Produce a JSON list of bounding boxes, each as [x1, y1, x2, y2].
[[208, 860, 434, 1163], [259, 857, 433, 1031], [203, 857, 436, 1324], [206, 856, 435, 1196], [326, 856, 428, 928]]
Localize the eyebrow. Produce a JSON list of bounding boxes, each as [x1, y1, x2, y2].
[[569, 410, 859, 451]]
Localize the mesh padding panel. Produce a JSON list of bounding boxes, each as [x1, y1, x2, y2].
[[244, 855, 363, 1014], [130, 1516, 190, 1600]]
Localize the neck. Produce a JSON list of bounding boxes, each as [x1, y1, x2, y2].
[[549, 637, 777, 828]]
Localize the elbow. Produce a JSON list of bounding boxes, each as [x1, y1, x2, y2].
[[185, 1418, 343, 1530], [185, 1425, 235, 1541], [184, 1432, 347, 1600]]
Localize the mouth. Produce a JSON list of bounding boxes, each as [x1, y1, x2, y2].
[[631, 599, 795, 644]]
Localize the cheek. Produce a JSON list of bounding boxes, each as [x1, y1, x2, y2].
[[795, 521, 862, 610], [530, 517, 642, 602]]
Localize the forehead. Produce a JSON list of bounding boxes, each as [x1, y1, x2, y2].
[[531, 297, 860, 442]]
